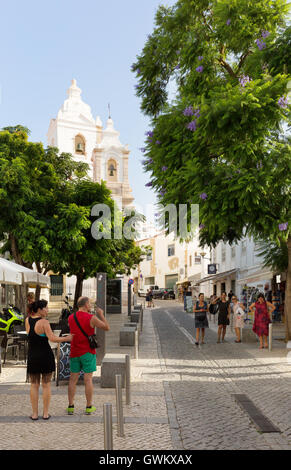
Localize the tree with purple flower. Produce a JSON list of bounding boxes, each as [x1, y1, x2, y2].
[[133, 0, 291, 339]]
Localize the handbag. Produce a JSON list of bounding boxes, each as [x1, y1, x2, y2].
[[74, 313, 99, 349], [209, 302, 219, 315]]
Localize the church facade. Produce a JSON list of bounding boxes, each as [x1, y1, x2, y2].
[[47, 79, 134, 209], [47, 80, 134, 312]]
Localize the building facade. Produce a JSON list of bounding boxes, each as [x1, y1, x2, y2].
[[46, 79, 134, 312], [132, 231, 211, 300]]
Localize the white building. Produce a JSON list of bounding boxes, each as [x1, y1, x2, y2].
[[132, 231, 211, 300], [195, 236, 275, 305], [46, 79, 135, 311], [47, 79, 134, 210]]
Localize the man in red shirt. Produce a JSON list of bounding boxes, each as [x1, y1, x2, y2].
[[67, 296, 110, 415]]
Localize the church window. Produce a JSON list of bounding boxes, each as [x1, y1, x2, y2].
[[107, 159, 117, 181], [75, 135, 86, 155]]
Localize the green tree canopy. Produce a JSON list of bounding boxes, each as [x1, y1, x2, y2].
[[132, 0, 291, 337]]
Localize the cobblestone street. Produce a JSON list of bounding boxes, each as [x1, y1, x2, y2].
[[0, 301, 291, 451]]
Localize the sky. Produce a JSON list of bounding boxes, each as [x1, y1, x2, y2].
[[0, 0, 175, 218]]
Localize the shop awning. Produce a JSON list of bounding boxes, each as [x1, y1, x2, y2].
[[193, 269, 238, 285], [237, 269, 273, 285], [0, 258, 50, 288], [176, 279, 190, 285], [0, 263, 22, 285]]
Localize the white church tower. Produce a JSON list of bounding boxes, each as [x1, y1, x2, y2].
[[47, 79, 134, 209]]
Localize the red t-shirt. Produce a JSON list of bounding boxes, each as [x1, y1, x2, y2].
[[68, 311, 96, 358]]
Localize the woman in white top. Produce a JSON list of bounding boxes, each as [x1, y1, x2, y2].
[[232, 296, 245, 343]]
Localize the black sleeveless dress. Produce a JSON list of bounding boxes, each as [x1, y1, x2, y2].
[[27, 317, 55, 379]]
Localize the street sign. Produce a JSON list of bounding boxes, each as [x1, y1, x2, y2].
[[128, 279, 134, 285], [208, 264, 217, 275]]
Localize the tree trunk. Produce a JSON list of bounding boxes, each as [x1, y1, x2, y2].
[[285, 237, 291, 341], [35, 284, 41, 302], [73, 273, 84, 311]]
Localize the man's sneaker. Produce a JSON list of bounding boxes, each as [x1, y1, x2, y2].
[[67, 405, 74, 415], [85, 405, 96, 415]]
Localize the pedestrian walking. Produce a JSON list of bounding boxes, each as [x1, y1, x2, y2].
[[149, 288, 154, 308], [146, 289, 150, 308], [249, 293, 275, 349], [25, 300, 73, 421], [193, 293, 209, 346], [232, 295, 245, 343], [67, 296, 110, 415], [211, 292, 230, 343]]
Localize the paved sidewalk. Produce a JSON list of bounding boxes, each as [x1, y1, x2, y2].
[[0, 308, 175, 451], [152, 305, 291, 451]]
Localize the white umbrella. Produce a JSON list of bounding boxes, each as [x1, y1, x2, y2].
[[0, 258, 50, 288]]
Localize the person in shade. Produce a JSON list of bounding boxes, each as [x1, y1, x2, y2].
[[211, 292, 231, 343], [193, 293, 209, 346], [25, 300, 73, 421], [67, 296, 110, 416], [250, 293, 275, 349]]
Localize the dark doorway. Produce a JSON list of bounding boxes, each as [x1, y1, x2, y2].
[[106, 279, 122, 314]]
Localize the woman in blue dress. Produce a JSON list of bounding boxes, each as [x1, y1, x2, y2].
[[193, 293, 209, 346]]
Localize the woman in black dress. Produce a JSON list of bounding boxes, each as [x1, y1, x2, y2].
[[25, 300, 72, 420], [193, 293, 209, 346], [211, 292, 230, 343]]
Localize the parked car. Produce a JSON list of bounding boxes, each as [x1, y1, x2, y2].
[[162, 289, 175, 300], [152, 288, 175, 300], [138, 285, 159, 297]]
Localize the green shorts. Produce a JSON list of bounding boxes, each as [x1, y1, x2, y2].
[[70, 353, 97, 374]]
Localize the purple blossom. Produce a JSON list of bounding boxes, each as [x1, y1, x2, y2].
[[175, 64, 180, 70], [183, 105, 194, 116], [155, 140, 161, 145], [162, 166, 168, 171], [146, 131, 154, 138], [187, 120, 197, 132], [194, 107, 200, 118], [160, 189, 166, 196], [148, 158, 153, 164], [145, 181, 153, 187], [140, 147, 146, 153], [256, 39, 266, 50], [199, 224, 205, 229], [239, 75, 251, 87], [198, 56, 203, 61], [226, 19, 231, 26], [134, 84, 140, 90], [261, 30, 270, 38], [196, 65, 204, 73], [199, 193, 208, 200], [137, 68, 141, 74], [278, 96, 288, 109], [279, 222, 288, 231]]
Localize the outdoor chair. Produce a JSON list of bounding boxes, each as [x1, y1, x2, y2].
[[1, 333, 20, 365]]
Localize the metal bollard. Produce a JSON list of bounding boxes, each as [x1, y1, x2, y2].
[[135, 329, 139, 359], [125, 354, 131, 405], [103, 403, 113, 450], [269, 323, 273, 352], [115, 375, 125, 437]]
